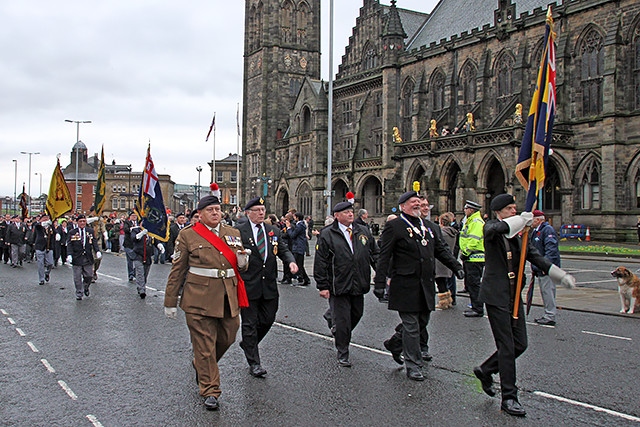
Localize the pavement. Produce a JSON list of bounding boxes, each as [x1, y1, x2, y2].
[[298, 238, 640, 320]]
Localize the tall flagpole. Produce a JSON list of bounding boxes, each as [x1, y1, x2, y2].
[[326, 0, 334, 217], [236, 102, 240, 208], [212, 113, 216, 184]]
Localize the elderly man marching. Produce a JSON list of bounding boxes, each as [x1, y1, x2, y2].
[[164, 192, 250, 411], [314, 201, 378, 367], [474, 194, 575, 417], [459, 200, 486, 317]]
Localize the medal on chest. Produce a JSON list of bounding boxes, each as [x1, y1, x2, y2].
[[401, 214, 428, 246]]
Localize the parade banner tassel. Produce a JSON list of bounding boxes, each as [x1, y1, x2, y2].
[[46, 158, 73, 221], [135, 145, 170, 242]]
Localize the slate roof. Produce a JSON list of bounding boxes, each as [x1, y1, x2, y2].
[[381, 4, 429, 42], [406, 0, 561, 50]]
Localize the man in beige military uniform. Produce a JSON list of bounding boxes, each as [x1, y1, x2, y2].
[[164, 193, 250, 411]]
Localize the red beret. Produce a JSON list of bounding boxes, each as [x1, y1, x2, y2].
[[532, 209, 545, 217]]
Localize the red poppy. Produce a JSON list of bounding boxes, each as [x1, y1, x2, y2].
[[268, 231, 275, 237]]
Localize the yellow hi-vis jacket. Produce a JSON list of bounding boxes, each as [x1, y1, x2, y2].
[[459, 210, 485, 262]]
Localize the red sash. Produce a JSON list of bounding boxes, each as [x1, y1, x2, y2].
[[192, 222, 249, 308]]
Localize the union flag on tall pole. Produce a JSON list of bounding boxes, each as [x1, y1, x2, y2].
[[46, 157, 73, 221], [205, 112, 215, 142], [19, 184, 28, 219], [93, 145, 106, 215], [515, 6, 556, 212], [134, 145, 170, 242]]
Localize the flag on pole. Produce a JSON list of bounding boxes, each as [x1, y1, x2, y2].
[[514, 6, 556, 212], [93, 145, 106, 215], [236, 103, 240, 136], [205, 112, 216, 142], [19, 184, 28, 219], [135, 145, 170, 242], [46, 158, 74, 221]]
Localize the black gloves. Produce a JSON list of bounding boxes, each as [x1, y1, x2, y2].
[[455, 269, 465, 280]]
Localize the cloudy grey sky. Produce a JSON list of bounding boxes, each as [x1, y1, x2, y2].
[[0, 0, 437, 203]]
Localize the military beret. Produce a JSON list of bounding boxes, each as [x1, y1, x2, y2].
[[175, 212, 186, 218], [11, 215, 18, 219], [464, 200, 482, 210], [76, 214, 86, 220], [128, 210, 136, 216], [398, 191, 419, 205], [332, 201, 353, 214], [490, 194, 516, 211], [197, 195, 220, 211], [532, 209, 545, 217], [244, 197, 265, 211]]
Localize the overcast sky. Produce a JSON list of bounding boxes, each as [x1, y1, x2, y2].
[[0, 0, 437, 204]]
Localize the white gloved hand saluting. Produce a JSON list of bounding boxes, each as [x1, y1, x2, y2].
[[95, 251, 102, 259], [548, 264, 576, 289], [136, 228, 149, 240], [164, 307, 177, 319]]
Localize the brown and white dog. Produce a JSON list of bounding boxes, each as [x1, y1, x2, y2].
[[611, 266, 640, 314]]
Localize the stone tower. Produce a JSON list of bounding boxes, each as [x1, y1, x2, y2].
[[242, 0, 321, 206]]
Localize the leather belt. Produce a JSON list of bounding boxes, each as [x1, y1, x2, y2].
[[189, 267, 235, 278]]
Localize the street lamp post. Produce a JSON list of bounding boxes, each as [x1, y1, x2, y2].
[[12, 159, 17, 214], [20, 151, 40, 214], [196, 166, 202, 202], [65, 119, 92, 212], [34, 172, 42, 212]]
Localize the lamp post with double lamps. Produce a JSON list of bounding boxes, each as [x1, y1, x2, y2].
[[65, 119, 92, 212], [20, 151, 40, 214], [12, 159, 17, 214], [196, 166, 202, 201], [34, 172, 43, 212]]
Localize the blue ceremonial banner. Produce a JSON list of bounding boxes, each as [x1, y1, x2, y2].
[[515, 7, 556, 212], [135, 145, 170, 242]]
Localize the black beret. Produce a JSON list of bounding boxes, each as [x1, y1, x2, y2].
[[398, 191, 419, 205], [464, 200, 482, 210], [244, 197, 265, 211], [332, 201, 353, 214], [76, 214, 86, 220], [128, 210, 136, 216], [11, 214, 18, 219], [490, 194, 515, 211], [197, 195, 220, 211], [175, 212, 186, 218]]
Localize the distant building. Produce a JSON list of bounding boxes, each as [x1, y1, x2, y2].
[[208, 153, 242, 211]]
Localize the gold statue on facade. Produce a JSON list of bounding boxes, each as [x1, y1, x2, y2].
[[429, 119, 438, 138], [392, 126, 402, 142], [514, 103, 523, 124], [465, 112, 476, 132]]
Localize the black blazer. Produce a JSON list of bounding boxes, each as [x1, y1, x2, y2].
[[374, 214, 461, 312], [68, 227, 100, 266], [237, 221, 295, 300]]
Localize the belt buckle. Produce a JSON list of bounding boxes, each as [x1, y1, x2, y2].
[[508, 272, 516, 279], [219, 269, 226, 278]]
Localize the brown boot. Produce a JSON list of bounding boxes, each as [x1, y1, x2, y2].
[[437, 292, 452, 310]]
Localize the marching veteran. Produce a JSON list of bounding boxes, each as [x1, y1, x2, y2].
[[314, 200, 378, 367], [236, 196, 297, 378], [474, 193, 575, 417], [164, 192, 250, 411]]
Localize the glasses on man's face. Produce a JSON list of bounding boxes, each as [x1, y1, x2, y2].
[[250, 207, 266, 213]]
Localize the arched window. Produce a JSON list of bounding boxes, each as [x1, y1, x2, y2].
[[580, 28, 604, 116], [495, 52, 514, 112], [542, 161, 562, 211], [297, 2, 309, 44], [298, 183, 313, 216], [460, 62, 477, 105], [281, 1, 293, 43], [302, 106, 311, 133], [431, 71, 446, 112], [581, 160, 601, 210], [362, 42, 378, 70], [634, 169, 640, 208], [362, 177, 383, 214], [401, 79, 414, 142]]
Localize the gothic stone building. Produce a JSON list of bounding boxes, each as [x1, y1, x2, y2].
[[242, 0, 640, 240]]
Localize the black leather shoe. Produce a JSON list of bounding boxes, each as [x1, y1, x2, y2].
[[280, 280, 292, 285], [501, 399, 526, 416], [337, 358, 352, 367], [76, 296, 82, 300], [383, 340, 403, 365], [463, 309, 484, 317], [249, 364, 267, 377], [473, 366, 495, 397], [139, 292, 146, 299], [84, 286, 90, 296], [45, 272, 50, 282], [39, 281, 45, 286], [406, 368, 424, 381], [421, 351, 433, 362], [535, 318, 556, 326], [204, 396, 219, 410]]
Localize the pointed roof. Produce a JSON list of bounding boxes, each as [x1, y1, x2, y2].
[[383, 0, 407, 38]]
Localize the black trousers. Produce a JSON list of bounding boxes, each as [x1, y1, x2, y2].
[[329, 294, 364, 359], [294, 253, 309, 284], [464, 261, 485, 313], [480, 303, 528, 401], [240, 296, 279, 366]]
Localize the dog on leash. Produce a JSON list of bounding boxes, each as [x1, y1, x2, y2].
[[610, 266, 640, 314]]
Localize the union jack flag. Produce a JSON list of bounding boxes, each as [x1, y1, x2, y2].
[[135, 145, 169, 241]]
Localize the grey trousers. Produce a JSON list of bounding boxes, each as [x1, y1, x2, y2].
[[398, 310, 430, 370], [536, 274, 557, 321], [35, 249, 54, 282], [10, 243, 24, 265], [133, 259, 150, 294], [72, 264, 93, 297]]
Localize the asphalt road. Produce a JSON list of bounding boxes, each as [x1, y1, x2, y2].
[[1, 252, 639, 426]]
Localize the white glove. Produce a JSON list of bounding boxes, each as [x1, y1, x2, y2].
[[164, 307, 177, 319], [548, 264, 576, 289], [136, 229, 148, 239], [95, 251, 102, 259], [56, 233, 61, 241], [66, 255, 72, 263], [103, 231, 108, 241], [237, 250, 249, 269], [502, 212, 533, 238], [157, 243, 165, 254], [87, 216, 99, 224], [42, 220, 52, 228]]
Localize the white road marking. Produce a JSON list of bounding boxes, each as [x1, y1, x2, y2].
[[86, 415, 104, 427], [534, 391, 640, 422], [41, 359, 56, 373], [527, 321, 555, 328], [27, 341, 39, 352], [58, 380, 78, 400], [581, 330, 632, 341], [16, 328, 25, 336], [7, 317, 15, 324], [1, 309, 8, 315], [97, 273, 122, 281], [147, 286, 158, 291]]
